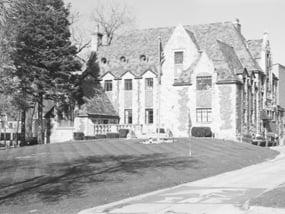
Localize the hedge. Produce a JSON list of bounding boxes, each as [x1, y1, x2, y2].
[[84, 136, 97, 140], [119, 129, 129, 138], [95, 134, 106, 139], [74, 132, 84, 140], [106, 133, 120, 138], [191, 127, 212, 137]]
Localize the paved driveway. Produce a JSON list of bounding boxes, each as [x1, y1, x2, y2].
[[79, 147, 285, 214]]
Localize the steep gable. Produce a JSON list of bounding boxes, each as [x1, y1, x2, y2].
[[247, 39, 263, 59], [216, 40, 244, 82], [184, 22, 261, 72]]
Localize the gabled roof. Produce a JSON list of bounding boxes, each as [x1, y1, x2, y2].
[[278, 64, 285, 71], [185, 29, 200, 50], [216, 40, 244, 81], [85, 89, 118, 117], [98, 27, 175, 66], [78, 88, 118, 118], [184, 22, 261, 72], [97, 21, 262, 82], [247, 39, 263, 59]]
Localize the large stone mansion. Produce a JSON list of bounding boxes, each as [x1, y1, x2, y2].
[[76, 19, 284, 142]]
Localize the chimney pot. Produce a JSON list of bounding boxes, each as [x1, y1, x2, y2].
[[234, 18, 241, 33]]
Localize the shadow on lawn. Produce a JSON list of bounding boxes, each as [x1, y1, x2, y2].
[[0, 153, 202, 205]]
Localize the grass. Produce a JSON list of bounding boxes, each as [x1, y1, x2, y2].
[[250, 183, 285, 208], [0, 138, 278, 214]]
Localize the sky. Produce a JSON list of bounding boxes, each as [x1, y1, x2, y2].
[[65, 0, 285, 65]]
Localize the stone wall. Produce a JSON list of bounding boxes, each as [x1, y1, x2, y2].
[[214, 84, 238, 141]]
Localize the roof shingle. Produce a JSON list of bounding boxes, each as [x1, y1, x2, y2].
[[98, 21, 262, 82], [247, 39, 263, 59]]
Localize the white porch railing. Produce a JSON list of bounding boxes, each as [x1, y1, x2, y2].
[[93, 124, 143, 136]]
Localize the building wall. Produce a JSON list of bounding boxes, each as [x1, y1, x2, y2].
[[215, 84, 238, 140], [276, 65, 285, 108], [100, 25, 239, 139]]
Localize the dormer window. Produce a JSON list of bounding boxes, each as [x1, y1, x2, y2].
[[120, 56, 126, 63], [104, 80, 113, 91], [101, 57, 107, 64], [124, 79, 132, 90], [197, 76, 212, 90], [174, 51, 184, 65], [145, 78, 153, 89], [174, 51, 184, 80], [140, 54, 147, 62]]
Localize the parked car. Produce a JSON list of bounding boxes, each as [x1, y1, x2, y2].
[[142, 128, 174, 144], [252, 136, 266, 146]]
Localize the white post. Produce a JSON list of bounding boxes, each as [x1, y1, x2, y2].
[[188, 110, 192, 157], [156, 38, 162, 144], [156, 84, 161, 143]]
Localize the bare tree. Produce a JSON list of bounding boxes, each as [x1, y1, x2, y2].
[[91, 0, 135, 45], [67, 8, 91, 63]]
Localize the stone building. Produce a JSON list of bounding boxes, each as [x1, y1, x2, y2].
[[87, 19, 283, 141], [272, 64, 285, 140]]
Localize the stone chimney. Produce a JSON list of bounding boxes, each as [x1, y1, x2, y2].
[[90, 25, 103, 52], [263, 32, 269, 42], [234, 18, 241, 33]]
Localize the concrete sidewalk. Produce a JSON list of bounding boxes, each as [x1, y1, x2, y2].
[[79, 147, 285, 214]]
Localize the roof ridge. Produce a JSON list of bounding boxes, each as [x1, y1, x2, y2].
[[185, 29, 200, 50], [122, 21, 234, 34], [247, 39, 263, 42], [216, 39, 244, 76], [216, 39, 234, 49]]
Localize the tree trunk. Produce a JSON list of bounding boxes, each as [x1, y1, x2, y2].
[[16, 111, 20, 147], [37, 94, 44, 144], [21, 109, 26, 145]]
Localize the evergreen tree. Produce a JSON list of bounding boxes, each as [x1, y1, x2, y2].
[[1, 0, 33, 143], [12, 0, 82, 144]]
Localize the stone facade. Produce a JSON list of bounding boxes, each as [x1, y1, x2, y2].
[[90, 20, 283, 142]]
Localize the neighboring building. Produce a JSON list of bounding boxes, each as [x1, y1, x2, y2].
[[272, 64, 285, 108], [0, 114, 21, 143], [81, 19, 283, 142], [272, 64, 285, 140]]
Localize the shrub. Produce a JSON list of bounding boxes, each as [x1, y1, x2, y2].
[[95, 134, 106, 139], [84, 136, 96, 140], [242, 134, 252, 143], [119, 129, 129, 138], [20, 137, 38, 147], [106, 133, 120, 138], [191, 127, 212, 137], [74, 132, 84, 140], [267, 141, 273, 147]]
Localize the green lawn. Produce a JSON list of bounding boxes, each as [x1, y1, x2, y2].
[[0, 138, 278, 214], [250, 183, 285, 208]]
